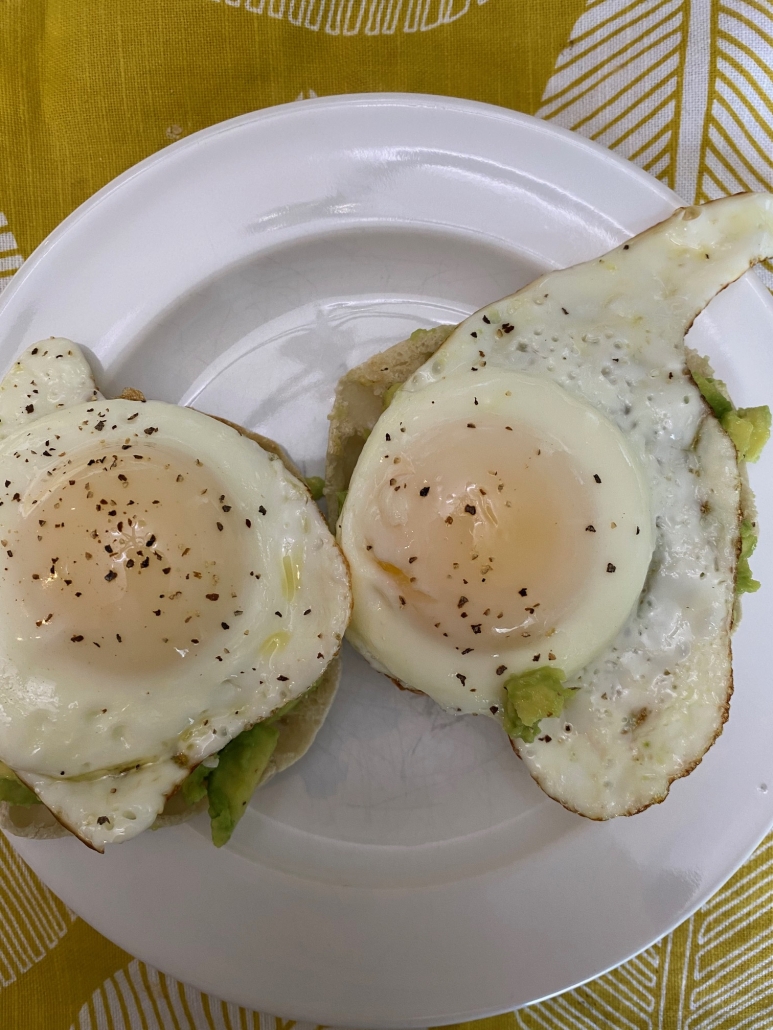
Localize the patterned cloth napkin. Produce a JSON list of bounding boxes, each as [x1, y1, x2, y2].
[[1, 2, 773, 1027]]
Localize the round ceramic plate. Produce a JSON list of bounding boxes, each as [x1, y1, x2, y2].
[[2, 95, 773, 1027]]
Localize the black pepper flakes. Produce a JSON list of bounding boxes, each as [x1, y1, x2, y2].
[[593, 474, 602, 484], [464, 504, 476, 515], [221, 622, 229, 630], [607, 563, 616, 573], [490, 705, 499, 714], [216, 522, 223, 532], [482, 315, 490, 324], [71, 635, 84, 642], [457, 596, 468, 608], [586, 525, 596, 532], [419, 486, 430, 497], [104, 570, 117, 582], [533, 654, 541, 662], [277, 675, 289, 682], [206, 593, 219, 601], [25, 404, 34, 414], [496, 665, 507, 676], [258, 506, 266, 516], [456, 673, 467, 684], [519, 587, 527, 597]]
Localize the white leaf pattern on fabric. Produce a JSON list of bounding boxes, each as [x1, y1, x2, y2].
[[69, 959, 259, 1029], [0, 833, 74, 988], [540, 0, 773, 288], [536, 0, 773, 289], [68, 958, 371, 1030], [0, 213, 23, 293], [209, 0, 489, 34], [536, 0, 696, 193], [515, 942, 668, 1029]]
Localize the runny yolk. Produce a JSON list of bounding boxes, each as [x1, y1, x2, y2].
[[366, 416, 598, 652], [4, 443, 252, 679]]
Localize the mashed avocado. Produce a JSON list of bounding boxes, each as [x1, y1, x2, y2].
[[692, 370, 771, 463], [725, 407, 771, 463], [503, 667, 575, 743], [304, 475, 325, 501], [0, 761, 40, 805], [692, 368, 769, 593], [737, 519, 761, 595]]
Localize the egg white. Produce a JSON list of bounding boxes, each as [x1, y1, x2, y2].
[[339, 193, 773, 818], [0, 345, 350, 848]]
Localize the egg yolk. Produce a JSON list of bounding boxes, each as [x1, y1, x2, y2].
[[365, 416, 599, 652], [4, 443, 253, 680]]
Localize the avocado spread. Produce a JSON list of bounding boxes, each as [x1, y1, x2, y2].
[[503, 667, 575, 743]]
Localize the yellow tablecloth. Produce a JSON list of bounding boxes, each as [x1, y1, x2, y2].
[[2, 2, 773, 1027]]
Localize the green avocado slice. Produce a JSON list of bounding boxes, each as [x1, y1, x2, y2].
[[206, 721, 280, 848]]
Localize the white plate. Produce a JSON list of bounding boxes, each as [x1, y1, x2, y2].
[[2, 94, 773, 1026]]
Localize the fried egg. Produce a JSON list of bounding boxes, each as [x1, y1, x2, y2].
[[0, 342, 351, 849], [339, 193, 773, 818]]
